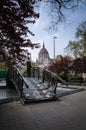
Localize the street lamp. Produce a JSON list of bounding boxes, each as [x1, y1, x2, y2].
[[53, 36, 57, 62]]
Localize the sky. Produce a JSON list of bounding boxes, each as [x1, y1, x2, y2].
[[27, 2, 86, 62]]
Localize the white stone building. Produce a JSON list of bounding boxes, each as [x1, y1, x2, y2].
[[36, 43, 53, 68]]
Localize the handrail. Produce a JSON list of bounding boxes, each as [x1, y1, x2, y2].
[[44, 69, 68, 86], [30, 67, 68, 87], [6, 66, 29, 98]]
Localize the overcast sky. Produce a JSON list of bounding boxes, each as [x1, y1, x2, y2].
[[27, 3, 86, 61]]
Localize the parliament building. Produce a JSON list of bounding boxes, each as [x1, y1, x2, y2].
[[36, 43, 53, 68]]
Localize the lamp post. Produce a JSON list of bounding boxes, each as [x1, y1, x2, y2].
[[53, 36, 57, 62]]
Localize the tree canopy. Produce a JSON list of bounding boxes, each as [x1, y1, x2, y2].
[[76, 21, 86, 56], [64, 21, 86, 58], [49, 56, 71, 81], [68, 57, 86, 75], [0, 0, 39, 66]]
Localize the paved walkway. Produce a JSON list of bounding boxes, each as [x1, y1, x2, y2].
[[0, 89, 86, 130]]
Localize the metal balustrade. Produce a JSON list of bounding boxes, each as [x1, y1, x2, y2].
[[31, 67, 68, 88], [6, 66, 68, 103], [6, 66, 29, 98]]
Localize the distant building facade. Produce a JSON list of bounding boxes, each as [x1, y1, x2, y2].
[[36, 43, 53, 68]]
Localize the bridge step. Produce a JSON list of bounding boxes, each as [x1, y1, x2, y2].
[[22, 77, 56, 102]]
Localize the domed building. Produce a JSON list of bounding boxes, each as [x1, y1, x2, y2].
[[36, 43, 53, 67]]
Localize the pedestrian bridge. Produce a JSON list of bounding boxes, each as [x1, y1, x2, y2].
[[6, 66, 68, 103]]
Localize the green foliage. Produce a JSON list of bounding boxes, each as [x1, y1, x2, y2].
[[76, 21, 86, 56], [0, 68, 8, 78], [64, 40, 83, 58], [65, 21, 86, 58], [21, 67, 27, 73], [0, 62, 8, 78]]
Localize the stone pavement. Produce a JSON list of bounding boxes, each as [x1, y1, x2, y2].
[[0, 89, 86, 130]]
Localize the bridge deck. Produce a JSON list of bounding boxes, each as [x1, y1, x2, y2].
[[23, 77, 56, 102]]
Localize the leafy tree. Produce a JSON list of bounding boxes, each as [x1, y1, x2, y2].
[[0, 0, 39, 66], [64, 21, 86, 76], [64, 40, 83, 58], [76, 21, 86, 57], [64, 21, 86, 58], [49, 56, 71, 81], [69, 57, 86, 74], [55, 55, 63, 62]]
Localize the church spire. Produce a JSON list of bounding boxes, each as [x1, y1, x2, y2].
[[43, 41, 45, 48]]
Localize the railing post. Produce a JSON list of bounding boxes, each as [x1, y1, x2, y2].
[[48, 74, 51, 87], [20, 79, 23, 98], [42, 70, 45, 83], [32, 67, 35, 77], [54, 86, 57, 94], [38, 67, 40, 79], [27, 61, 32, 77]]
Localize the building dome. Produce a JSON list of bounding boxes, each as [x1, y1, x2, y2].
[[39, 43, 49, 56], [38, 43, 49, 66], [36, 42, 53, 67]]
